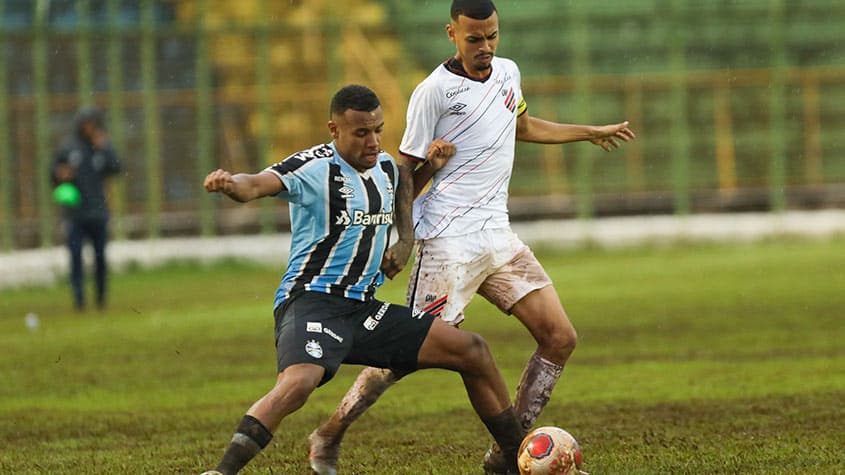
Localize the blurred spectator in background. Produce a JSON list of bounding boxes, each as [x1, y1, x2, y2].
[[51, 107, 122, 311]]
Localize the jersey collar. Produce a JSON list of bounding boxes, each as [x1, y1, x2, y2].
[[443, 57, 493, 83]]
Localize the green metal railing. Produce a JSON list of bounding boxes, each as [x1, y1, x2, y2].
[[0, 0, 11, 250], [33, 0, 53, 247], [1, 0, 844, 250]]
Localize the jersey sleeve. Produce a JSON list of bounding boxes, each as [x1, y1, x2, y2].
[[399, 78, 445, 162], [264, 161, 301, 203], [264, 144, 334, 205], [264, 158, 310, 204]]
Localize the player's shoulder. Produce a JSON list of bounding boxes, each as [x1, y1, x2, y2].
[[287, 143, 335, 162], [270, 143, 335, 175], [376, 151, 398, 170], [377, 150, 395, 162], [416, 65, 450, 91], [409, 61, 460, 105], [493, 56, 521, 74], [375, 151, 399, 176]]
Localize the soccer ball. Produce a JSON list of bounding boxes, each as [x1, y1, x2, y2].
[[517, 426, 586, 475]]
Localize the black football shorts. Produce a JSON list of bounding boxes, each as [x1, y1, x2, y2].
[[274, 291, 435, 386]]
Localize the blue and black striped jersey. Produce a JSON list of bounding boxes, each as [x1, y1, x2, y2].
[[265, 143, 398, 309]]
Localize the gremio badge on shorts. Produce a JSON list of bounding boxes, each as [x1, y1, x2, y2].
[[305, 340, 323, 359]]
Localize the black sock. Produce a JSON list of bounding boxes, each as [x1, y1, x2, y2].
[[216, 415, 273, 475], [481, 406, 526, 470]]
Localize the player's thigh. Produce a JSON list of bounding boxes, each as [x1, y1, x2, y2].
[[274, 292, 356, 387], [415, 318, 489, 371], [347, 301, 434, 375], [477, 238, 554, 316], [510, 285, 575, 346], [407, 236, 492, 324]]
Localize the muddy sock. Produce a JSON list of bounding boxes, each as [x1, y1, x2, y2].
[[514, 352, 563, 431], [482, 406, 526, 470]]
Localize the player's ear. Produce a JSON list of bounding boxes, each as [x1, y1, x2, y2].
[[446, 23, 456, 44], [327, 120, 339, 140]]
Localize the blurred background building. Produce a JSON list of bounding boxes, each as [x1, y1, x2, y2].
[[1, 0, 844, 249]]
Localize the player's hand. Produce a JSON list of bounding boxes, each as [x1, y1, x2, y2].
[[425, 138, 456, 171], [589, 121, 637, 152], [380, 238, 414, 279], [204, 169, 235, 194]]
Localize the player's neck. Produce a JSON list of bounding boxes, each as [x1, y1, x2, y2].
[[448, 56, 492, 81]]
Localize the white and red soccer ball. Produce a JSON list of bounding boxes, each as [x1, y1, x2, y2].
[[517, 426, 587, 475]]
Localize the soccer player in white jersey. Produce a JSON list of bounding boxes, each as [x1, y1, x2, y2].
[[199, 85, 526, 475], [309, 2, 637, 474]]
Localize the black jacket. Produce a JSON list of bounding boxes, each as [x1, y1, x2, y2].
[[51, 114, 122, 220]]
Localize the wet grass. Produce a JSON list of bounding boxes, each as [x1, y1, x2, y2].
[[1, 238, 843, 474]]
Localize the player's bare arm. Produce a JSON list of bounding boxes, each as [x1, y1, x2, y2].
[[411, 138, 457, 198], [203, 169, 284, 203], [380, 154, 416, 279], [380, 139, 455, 278], [516, 113, 637, 152]]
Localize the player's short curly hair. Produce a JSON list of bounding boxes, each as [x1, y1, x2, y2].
[[330, 85, 381, 116], [451, 0, 497, 20]]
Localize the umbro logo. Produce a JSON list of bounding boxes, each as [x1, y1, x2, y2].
[[448, 103, 468, 116], [339, 186, 354, 199]]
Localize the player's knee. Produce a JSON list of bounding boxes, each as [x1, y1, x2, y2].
[[461, 332, 495, 373], [538, 322, 578, 360], [356, 368, 398, 404], [270, 371, 319, 411]]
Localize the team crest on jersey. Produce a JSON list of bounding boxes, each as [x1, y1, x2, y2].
[[305, 340, 323, 359], [502, 87, 517, 113]]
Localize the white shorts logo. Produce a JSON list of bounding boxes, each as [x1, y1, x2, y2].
[[363, 303, 390, 331], [305, 340, 323, 359], [306, 322, 323, 333], [323, 327, 344, 343]]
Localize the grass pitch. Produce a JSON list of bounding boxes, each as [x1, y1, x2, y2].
[[1, 238, 843, 474]]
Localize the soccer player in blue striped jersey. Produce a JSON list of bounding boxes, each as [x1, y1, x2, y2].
[[199, 85, 525, 475]]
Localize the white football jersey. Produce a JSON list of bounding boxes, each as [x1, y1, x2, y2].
[[400, 56, 526, 240]]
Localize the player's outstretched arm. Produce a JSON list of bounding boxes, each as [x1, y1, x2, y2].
[[203, 169, 284, 203], [516, 113, 636, 151]]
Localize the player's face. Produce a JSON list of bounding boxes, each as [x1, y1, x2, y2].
[[328, 106, 384, 172], [447, 11, 499, 78]]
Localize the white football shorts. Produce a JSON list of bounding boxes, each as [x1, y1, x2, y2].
[[406, 227, 553, 326]]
